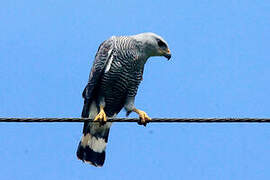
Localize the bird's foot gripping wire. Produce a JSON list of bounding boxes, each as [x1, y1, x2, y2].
[[94, 106, 107, 126], [133, 108, 151, 127]]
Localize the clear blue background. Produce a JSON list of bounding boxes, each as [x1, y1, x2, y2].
[[1, 0, 270, 179]]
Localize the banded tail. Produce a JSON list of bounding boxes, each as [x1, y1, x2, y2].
[[77, 101, 112, 167]]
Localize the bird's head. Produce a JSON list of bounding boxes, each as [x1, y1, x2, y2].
[[132, 32, 171, 60]]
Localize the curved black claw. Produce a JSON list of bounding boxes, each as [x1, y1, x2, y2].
[[137, 119, 147, 127]]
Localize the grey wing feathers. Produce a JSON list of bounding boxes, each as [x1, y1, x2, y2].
[[81, 39, 115, 118]]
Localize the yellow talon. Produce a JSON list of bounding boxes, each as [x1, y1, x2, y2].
[[133, 108, 151, 126], [94, 106, 107, 125]]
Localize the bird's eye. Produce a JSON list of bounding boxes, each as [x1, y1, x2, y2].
[[157, 39, 167, 48]]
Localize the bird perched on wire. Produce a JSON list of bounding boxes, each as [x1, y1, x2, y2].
[[76, 32, 171, 167]]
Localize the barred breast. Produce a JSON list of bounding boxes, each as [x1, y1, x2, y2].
[[99, 36, 143, 117]]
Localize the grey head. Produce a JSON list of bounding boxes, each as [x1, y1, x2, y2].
[[131, 32, 171, 60]]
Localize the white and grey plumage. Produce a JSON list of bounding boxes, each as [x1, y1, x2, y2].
[[77, 32, 171, 167]]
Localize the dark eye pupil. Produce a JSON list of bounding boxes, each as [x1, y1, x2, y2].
[[158, 40, 166, 48]]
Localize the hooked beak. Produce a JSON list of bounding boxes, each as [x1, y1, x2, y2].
[[163, 49, 171, 60]]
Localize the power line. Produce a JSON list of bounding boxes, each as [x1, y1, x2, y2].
[[0, 117, 270, 123]]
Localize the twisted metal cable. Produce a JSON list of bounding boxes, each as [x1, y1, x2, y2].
[[0, 117, 270, 123]]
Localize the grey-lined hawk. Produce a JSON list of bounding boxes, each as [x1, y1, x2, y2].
[[77, 32, 171, 167]]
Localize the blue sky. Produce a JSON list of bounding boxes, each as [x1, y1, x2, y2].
[[0, 0, 270, 179]]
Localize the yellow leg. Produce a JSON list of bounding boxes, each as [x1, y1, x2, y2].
[[133, 108, 151, 126], [94, 105, 107, 125]]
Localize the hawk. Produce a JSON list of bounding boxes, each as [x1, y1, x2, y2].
[[77, 32, 171, 167]]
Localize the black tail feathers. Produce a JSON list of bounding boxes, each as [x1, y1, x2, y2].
[[77, 122, 111, 167], [77, 141, 106, 167]]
